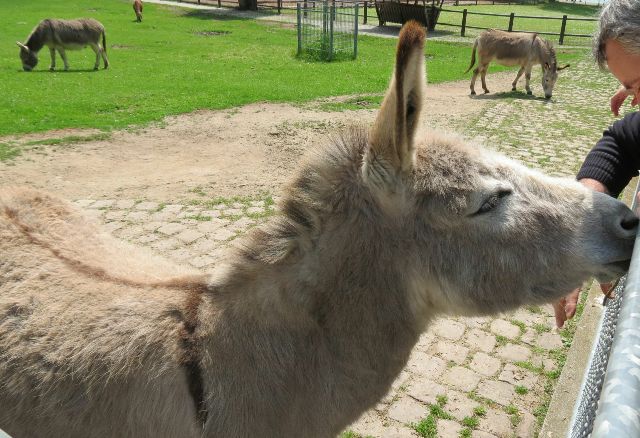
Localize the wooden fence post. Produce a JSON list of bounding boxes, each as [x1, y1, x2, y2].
[[354, 2, 359, 59], [559, 15, 567, 45], [461, 8, 467, 37], [364, 1, 368, 24], [218, 0, 221, 7], [277, 0, 282, 13], [508, 12, 514, 32], [297, 2, 302, 56], [329, 1, 335, 61]]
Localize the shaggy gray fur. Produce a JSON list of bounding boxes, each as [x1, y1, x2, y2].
[[0, 22, 636, 437], [17, 18, 109, 71]]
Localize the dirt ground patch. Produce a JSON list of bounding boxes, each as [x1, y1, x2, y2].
[[0, 72, 515, 201]]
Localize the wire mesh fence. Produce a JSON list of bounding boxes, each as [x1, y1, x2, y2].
[[297, 0, 359, 61], [569, 280, 624, 438]]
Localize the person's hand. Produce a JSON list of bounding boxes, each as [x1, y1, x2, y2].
[[553, 178, 611, 328], [553, 287, 580, 328], [611, 87, 639, 116]]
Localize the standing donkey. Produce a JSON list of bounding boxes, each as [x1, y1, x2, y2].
[[466, 29, 569, 98], [133, 0, 144, 22], [0, 22, 637, 438], [16, 18, 109, 71]]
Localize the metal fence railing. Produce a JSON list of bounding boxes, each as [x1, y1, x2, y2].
[[570, 181, 640, 437]]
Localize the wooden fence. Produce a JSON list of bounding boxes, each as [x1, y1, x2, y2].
[[171, 0, 596, 44], [439, 8, 597, 44]]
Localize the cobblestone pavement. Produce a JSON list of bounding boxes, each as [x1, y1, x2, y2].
[[76, 195, 564, 438], [61, 73, 620, 438], [66, 2, 625, 436], [74, 66, 625, 438]]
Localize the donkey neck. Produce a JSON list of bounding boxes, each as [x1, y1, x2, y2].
[[198, 132, 428, 434], [212, 221, 423, 350], [25, 20, 49, 52], [199, 223, 423, 435], [533, 38, 555, 64]]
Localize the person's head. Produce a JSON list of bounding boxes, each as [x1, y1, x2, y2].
[[594, 0, 640, 100]]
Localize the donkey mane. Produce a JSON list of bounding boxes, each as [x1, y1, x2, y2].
[[25, 19, 49, 52], [537, 37, 557, 64], [238, 127, 370, 266]]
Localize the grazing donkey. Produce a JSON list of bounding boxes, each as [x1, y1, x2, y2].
[[466, 29, 569, 99], [16, 18, 109, 71], [0, 22, 637, 438], [133, 0, 144, 22]]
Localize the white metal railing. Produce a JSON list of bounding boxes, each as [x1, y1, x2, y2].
[[570, 181, 640, 437]]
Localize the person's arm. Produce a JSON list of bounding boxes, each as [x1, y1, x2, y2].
[[555, 112, 640, 328], [576, 111, 640, 198]]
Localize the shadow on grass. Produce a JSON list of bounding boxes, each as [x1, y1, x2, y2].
[[428, 28, 460, 38], [538, 2, 600, 17], [181, 8, 278, 21], [22, 68, 104, 74], [471, 90, 549, 101]]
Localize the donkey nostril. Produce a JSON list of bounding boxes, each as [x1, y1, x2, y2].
[[621, 214, 639, 231]]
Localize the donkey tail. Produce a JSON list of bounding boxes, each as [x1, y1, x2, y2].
[[464, 38, 478, 74], [102, 31, 107, 57]]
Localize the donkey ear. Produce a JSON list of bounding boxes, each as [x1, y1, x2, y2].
[[364, 21, 425, 183], [16, 42, 28, 51], [557, 64, 570, 71]]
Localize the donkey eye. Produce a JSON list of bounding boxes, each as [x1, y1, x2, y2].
[[474, 189, 512, 215]]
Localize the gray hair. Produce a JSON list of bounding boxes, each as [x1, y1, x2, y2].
[[593, 0, 640, 69]]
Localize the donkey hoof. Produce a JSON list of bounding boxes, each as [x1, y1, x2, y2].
[[483, 90, 490, 94], [49, 67, 55, 72], [511, 87, 517, 91], [527, 90, 532, 95], [470, 90, 476, 96]]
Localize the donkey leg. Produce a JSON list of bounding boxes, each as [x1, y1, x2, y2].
[[524, 68, 532, 95], [97, 39, 109, 70], [512, 67, 525, 91], [49, 48, 56, 71], [101, 47, 109, 69], [480, 66, 490, 94], [470, 67, 480, 95], [90, 44, 101, 70], [58, 48, 69, 71]]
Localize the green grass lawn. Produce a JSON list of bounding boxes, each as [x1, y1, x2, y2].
[[0, 0, 588, 137]]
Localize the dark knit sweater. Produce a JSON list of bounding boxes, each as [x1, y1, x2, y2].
[[576, 111, 640, 198]]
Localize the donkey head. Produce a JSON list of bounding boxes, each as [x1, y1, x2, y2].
[[541, 40, 570, 99], [364, 22, 636, 320], [16, 42, 38, 71]]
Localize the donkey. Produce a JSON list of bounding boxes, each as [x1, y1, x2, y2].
[[133, 0, 144, 22], [0, 22, 636, 438], [466, 29, 569, 99], [16, 18, 109, 72]]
